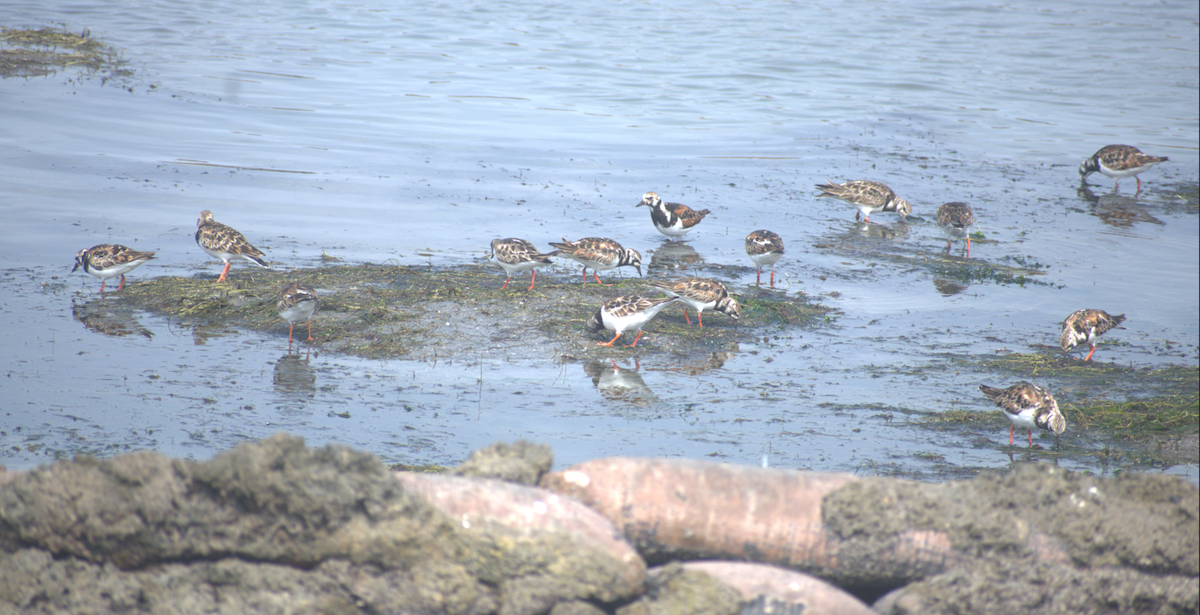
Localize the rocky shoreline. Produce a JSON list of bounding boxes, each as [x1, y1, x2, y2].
[[1, 435, 1195, 614]]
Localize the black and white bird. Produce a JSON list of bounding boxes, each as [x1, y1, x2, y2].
[[635, 191, 711, 240]]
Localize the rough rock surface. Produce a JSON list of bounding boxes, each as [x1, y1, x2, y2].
[[0, 434, 643, 615], [452, 440, 554, 485]]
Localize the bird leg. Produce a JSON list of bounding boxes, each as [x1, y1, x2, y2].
[[527, 270, 537, 291], [116, 275, 127, 291], [500, 276, 512, 290], [598, 332, 621, 347], [592, 271, 612, 286], [1084, 344, 1097, 362], [216, 261, 232, 283], [627, 330, 645, 347]]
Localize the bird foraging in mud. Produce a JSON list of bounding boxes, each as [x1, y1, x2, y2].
[[585, 295, 678, 347], [489, 238, 556, 290], [1078, 144, 1168, 192], [649, 277, 740, 328], [935, 202, 976, 256], [978, 382, 1066, 446], [72, 244, 156, 292], [1060, 309, 1125, 362], [548, 237, 642, 286], [815, 179, 911, 223]]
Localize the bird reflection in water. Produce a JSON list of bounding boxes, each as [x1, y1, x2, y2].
[[662, 351, 734, 376], [1076, 185, 1162, 228], [646, 241, 704, 275], [72, 299, 153, 339], [583, 359, 656, 406], [274, 352, 316, 397], [932, 278, 969, 297]]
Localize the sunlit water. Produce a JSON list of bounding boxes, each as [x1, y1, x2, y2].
[[1, 0, 1196, 481]]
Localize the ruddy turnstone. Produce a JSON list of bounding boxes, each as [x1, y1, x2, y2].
[[744, 230, 784, 287], [1079, 145, 1168, 192], [195, 210, 270, 282], [71, 244, 156, 292], [1060, 309, 1126, 362], [277, 281, 318, 345], [635, 191, 711, 240], [935, 202, 976, 256], [584, 294, 678, 347], [815, 179, 912, 223], [547, 237, 642, 286], [979, 382, 1066, 446], [490, 238, 556, 290], [649, 277, 741, 328]]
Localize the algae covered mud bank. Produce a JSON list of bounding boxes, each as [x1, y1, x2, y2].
[[50, 258, 1198, 483], [0, 435, 1195, 614], [108, 262, 830, 362]]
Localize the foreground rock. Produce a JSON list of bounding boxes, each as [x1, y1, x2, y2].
[[0, 434, 643, 615], [541, 457, 1199, 614], [2, 439, 1196, 614]]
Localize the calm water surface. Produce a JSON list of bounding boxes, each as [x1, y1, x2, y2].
[[1, 0, 1197, 480]]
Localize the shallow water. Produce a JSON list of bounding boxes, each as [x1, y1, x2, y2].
[[1, 0, 1197, 481]]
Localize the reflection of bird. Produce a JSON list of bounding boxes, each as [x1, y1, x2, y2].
[[584, 295, 678, 347], [72, 244, 156, 292], [72, 300, 153, 339], [489, 238, 555, 290], [650, 278, 740, 328], [1060, 309, 1125, 362], [548, 237, 642, 286], [815, 179, 911, 223], [935, 202, 976, 256], [195, 210, 269, 282], [277, 282, 319, 346], [583, 360, 657, 406], [665, 351, 734, 376], [745, 230, 784, 287], [647, 241, 703, 274], [979, 382, 1066, 446], [1079, 144, 1168, 192], [932, 278, 968, 297], [274, 353, 317, 394], [635, 191, 710, 240]]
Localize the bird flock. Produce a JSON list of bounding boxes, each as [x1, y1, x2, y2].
[[71, 144, 1160, 446]]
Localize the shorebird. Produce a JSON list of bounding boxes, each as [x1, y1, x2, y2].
[[489, 238, 556, 290], [635, 191, 711, 240], [584, 295, 678, 347], [979, 382, 1066, 446], [72, 244, 156, 292], [815, 179, 912, 223], [195, 210, 269, 282], [548, 237, 642, 286], [1078, 144, 1168, 192], [650, 277, 741, 328], [1060, 309, 1126, 362], [277, 281, 319, 346], [744, 229, 784, 287], [935, 202, 976, 256]]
